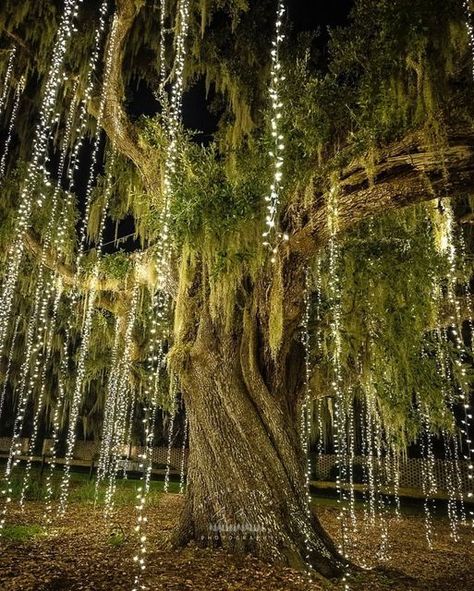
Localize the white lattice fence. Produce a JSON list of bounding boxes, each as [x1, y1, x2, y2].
[[313, 454, 471, 491], [2, 437, 470, 492], [0, 437, 28, 454]]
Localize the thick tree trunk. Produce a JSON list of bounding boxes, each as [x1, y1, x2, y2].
[[170, 263, 345, 577]]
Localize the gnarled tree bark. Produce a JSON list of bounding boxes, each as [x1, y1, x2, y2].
[[169, 263, 345, 576]]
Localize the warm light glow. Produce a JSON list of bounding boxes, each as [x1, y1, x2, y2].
[[0, 74, 25, 178], [262, 1, 287, 259]]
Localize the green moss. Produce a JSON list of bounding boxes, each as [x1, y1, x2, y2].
[[268, 257, 284, 359]]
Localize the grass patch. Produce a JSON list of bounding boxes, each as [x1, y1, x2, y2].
[[2, 523, 44, 541], [4, 465, 182, 506]]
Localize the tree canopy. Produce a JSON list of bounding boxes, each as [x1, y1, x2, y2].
[[0, 0, 474, 577]]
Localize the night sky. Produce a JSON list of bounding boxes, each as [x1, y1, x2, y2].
[[129, 0, 354, 141]]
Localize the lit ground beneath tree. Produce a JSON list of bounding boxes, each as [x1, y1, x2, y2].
[[0, 489, 472, 591]]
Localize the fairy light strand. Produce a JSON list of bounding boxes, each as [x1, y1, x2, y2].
[[434, 202, 474, 534], [44, 309, 70, 523], [157, 0, 190, 292], [314, 258, 325, 456], [129, 2, 190, 558], [418, 401, 437, 548], [0, 268, 47, 533], [77, 4, 116, 270], [130, 6, 191, 581], [0, 74, 26, 179], [164, 379, 178, 494], [96, 317, 123, 498], [463, 0, 474, 79], [158, 0, 167, 106], [19, 278, 63, 507], [16, 83, 81, 508], [57, 1, 119, 513], [0, 46, 16, 117], [0, 0, 80, 354], [326, 183, 350, 588], [104, 279, 140, 519], [301, 268, 315, 582], [58, 152, 116, 516], [131, 337, 165, 591], [262, 0, 288, 260], [179, 412, 188, 494]]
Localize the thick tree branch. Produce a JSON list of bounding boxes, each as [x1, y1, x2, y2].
[[0, 26, 30, 53], [24, 231, 127, 315], [289, 129, 474, 257], [95, 0, 160, 193], [24, 226, 179, 302]]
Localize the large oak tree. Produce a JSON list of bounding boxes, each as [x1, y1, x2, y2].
[[1, 0, 474, 577]]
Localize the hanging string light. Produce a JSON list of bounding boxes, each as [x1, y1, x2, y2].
[[104, 279, 140, 519], [417, 401, 438, 548], [346, 391, 358, 543], [373, 406, 389, 561], [157, 0, 190, 292], [0, 24, 80, 495], [122, 387, 136, 480], [57, 0, 110, 260], [0, 0, 123, 530], [326, 184, 350, 588], [158, 0, 167, 106], [0, 46, 16, 118], [0, 267, 48, 534], [12, 82, 81, 508], [129, 0, 191, 534], [432, 201, 474, 532], [359, 219, 396, 563], [179, 412, 188, 494], [0, 0, 81, 358], [386, 434, 401, 521], [0, 74, 26, 179], [77, 5, 116, 271], [50, 3, 112, 444], [433, 314, 465, 538], [58, 291, 98, 515], [453, 229, 474, 531], [95, 317, 123, 498], [19, 278, 63, 507], [300, 268, 315, 581], [262, 0, 288, 261], [164, 379, 178, 494], [131, 1, 190, 584], [58, 151, 116, 516], [443, 430, 463, 541], [51, 2, 119, 515], [44, 315, 70, 523], [463, 0, 474, 79], [313, 258, 325, 457], [131, 338, 164, 591], [361, 388, 376, 530]]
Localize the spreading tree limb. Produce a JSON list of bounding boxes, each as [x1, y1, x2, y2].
[[94, 0, 161, 195], [289, 129, 474, 258]]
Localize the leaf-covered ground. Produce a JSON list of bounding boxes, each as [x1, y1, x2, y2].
[[0, 493, 472, 591]]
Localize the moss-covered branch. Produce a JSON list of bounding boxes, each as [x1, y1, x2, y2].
[[290, 128, 474, 258], [95, 0, 160, 194]]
